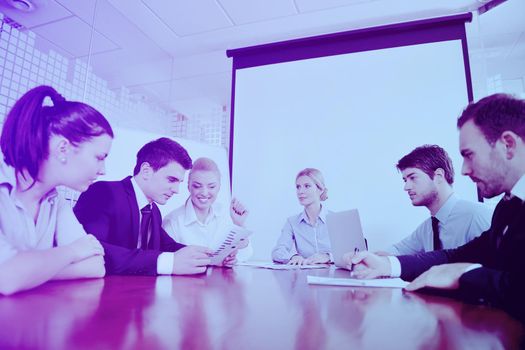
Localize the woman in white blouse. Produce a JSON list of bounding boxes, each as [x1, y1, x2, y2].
[[272, 168, 332, 265], [0, 85, 113, 295], [163, 157, 253, 262]]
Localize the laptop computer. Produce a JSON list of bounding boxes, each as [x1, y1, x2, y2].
[[326, 209, 367, 268]]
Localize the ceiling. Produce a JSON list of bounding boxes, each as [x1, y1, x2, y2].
[[0, 0, 523, 114]]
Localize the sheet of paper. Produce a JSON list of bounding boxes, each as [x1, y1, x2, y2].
[[209, 226, 252, 266], [236, 261, 330, 270], [307, 275, 409, 288]]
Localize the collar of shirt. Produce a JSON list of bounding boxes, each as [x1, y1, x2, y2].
[[0, 157, 58, 204], [183, 197, 221, 227], [434, 193, 459, 224], [509, 174, 525, 202], [130, 176, 150, 210], [299, 204, 327, 225]]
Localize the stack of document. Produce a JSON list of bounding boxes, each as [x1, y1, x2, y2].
[[236, 261, 330, 270], [307, 275, 408, 288]]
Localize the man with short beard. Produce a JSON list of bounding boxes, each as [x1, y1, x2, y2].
[[346, 94, 525, 319], [385, 145, 492, 255]]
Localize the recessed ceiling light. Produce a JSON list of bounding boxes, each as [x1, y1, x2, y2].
[[6, 0, 34, 12]]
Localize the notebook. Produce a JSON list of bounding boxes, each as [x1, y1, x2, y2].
[[326, 209, 367, 268]]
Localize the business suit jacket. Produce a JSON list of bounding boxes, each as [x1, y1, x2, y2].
[[398, 197, 525, 314], [74, 176, 185, 275]]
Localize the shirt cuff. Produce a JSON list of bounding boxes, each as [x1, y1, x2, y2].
[[387, 256, 401, 277], [463, 263, 482, 274], [157, 252, 174, 275]]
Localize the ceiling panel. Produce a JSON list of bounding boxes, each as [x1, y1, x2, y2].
[[296, 0, 380, 13], [218, 0, 297, 25], [142, 0, 233, 36], [31, 16, 119, 57], [0, 0, 71, 28], [91, 0, 167, 58], [54, 0, 97, 24], [107, 0, 179, 54], [157, 3, 458, 58], [295, 0, 477, 13]]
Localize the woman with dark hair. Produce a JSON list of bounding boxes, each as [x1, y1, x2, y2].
[[0, 85, 114, 295]]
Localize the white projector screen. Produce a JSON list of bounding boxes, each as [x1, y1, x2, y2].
[[229, 16, 477, 260]]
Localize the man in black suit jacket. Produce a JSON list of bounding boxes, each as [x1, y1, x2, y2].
[[344, 94, 525, 315], [74, 137, 213, 275]]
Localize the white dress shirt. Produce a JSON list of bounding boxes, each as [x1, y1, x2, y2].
[[387, 194, 493, 255], [130, 177, 174, 275], [389, 175, 525, 277], [163, 198, 253, 262], [0, 158, 85, 264]]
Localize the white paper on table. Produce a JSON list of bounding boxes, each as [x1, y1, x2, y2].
[[236, 260, 329, 270], [307, 275, 409, 288]]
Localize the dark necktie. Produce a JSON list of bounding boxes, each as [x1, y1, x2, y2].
[[431, 216, 442, 251], [496, 196, 522, 248], [140, 204, 152, 249]]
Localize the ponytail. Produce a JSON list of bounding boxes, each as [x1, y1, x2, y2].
[[0, 85, 113, 184], [1, 86, 59, 181]]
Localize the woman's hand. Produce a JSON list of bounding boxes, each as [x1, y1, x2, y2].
[[67, 234, 104, 263], [287, 255, 306, 265], [221, 252, 237, 268], [230, 198, 249, 226], [305, 252, 330, 265]]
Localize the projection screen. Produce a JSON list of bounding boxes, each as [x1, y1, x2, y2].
[[227, 14, 477, 259]]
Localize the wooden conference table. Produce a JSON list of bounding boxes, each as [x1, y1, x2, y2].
[[0, 266, 523, 350]]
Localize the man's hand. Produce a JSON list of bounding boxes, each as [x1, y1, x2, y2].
[[172, 246, 212, 275], [287, 255, 306, 265], [230, 198, 249, 226], [305, 252, 330, 265], [343, 251, 391, 279], [405, 263, 474, 291]]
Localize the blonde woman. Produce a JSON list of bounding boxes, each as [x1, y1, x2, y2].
[[163, 157, 252, 263], [272, 168, 331, 265]]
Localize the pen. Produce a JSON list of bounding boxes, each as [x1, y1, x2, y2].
[[350, 247, 360, 272]]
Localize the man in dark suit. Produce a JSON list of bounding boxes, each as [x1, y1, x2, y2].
[[74, 137, 213, 275], [344, 94, 525, 315]]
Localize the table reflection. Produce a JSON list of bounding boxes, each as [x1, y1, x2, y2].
[[0, 278, 104, 349], [0, 267, 522, 349]]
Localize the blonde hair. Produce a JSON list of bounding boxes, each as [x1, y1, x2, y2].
[[189, 157, 221, 180], [296, 168, 328, 201]]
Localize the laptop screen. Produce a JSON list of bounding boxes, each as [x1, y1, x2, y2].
[[326, 209, 367, 268]]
